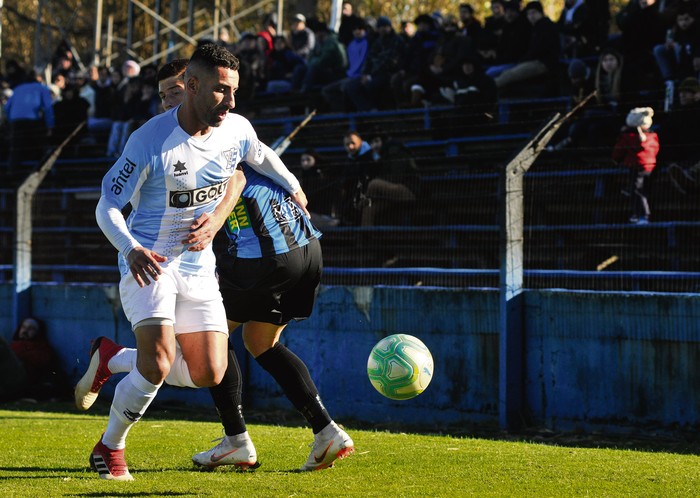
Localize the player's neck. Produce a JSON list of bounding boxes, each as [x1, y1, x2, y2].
[[176, 105, 212, 139]]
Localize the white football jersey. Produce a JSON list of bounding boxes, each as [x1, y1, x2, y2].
[[96, 107, 264, 277]]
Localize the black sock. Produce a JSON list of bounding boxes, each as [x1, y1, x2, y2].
[[208, 346, 247, 436], [255, 342, 332, 433]]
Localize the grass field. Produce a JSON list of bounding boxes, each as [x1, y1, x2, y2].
[[1, 400, 699, 497]]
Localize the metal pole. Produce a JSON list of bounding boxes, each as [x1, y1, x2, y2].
[[277, 0, 284, 36], [13, 122, 86, 330], [153, 0, 161, 62], [0, 0, 4, 58], [127, 0, 134, 55], [34, 0, 45, 70], [214, 0, 220, 42], [188, 0, 194, 37], [329, 0, 342, 32], [94, 0, 103, 66], [106, 14, 114, 68]]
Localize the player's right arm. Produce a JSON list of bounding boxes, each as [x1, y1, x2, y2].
[[95, 143, 166, 287]]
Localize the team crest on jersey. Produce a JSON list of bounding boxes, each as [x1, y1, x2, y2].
[[271, 197, 301, 225], [222, 147, 239, 172], [173, 160, 188, 177]]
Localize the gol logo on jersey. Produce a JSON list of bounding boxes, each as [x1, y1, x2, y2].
[[169, 179, 229, 208]]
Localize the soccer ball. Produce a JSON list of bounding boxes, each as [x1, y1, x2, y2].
[[367, 334, 434, 400]]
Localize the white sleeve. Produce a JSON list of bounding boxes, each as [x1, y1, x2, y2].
[[95, 195, 141, 257], [245, 141, 301, 194]]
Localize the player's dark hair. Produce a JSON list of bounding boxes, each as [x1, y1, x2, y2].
[[156, 58, 189, 83], [187, 43, 239, 78]]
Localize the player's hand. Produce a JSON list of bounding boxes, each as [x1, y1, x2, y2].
[[290, 188, 310, 218], [184, 211, 224, 252], [126, 247, 166, 287]]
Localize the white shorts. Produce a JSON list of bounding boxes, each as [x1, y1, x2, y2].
[[119, 266, 228, 335]]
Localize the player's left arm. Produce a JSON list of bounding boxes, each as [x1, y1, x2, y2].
[[183, 166, 246, 251]]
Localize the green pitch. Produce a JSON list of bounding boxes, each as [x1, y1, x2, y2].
[[1, 401, 699, 497]]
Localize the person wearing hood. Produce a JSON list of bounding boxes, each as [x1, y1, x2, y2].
[[340, 130, 374, 224], [612, 107, 659, 224]]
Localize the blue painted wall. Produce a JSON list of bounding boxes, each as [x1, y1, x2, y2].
[[2, 283, 699, 433]]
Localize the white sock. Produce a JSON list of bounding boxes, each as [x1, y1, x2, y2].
[[102, 368, 161, 450], [164, 349, 198, 388], [108, 347, 137, 374]]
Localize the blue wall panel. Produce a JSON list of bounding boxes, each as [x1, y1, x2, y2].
[[2, 283, 699, 433]]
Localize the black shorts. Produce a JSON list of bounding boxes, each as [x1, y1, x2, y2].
[[217, 238, 323, 325]]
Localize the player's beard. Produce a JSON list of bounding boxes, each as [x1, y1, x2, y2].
[[206, 104, 230, 127]]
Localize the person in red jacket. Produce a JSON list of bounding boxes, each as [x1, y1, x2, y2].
[[612, 107, 660, 224], [10, 317, 68, 400]]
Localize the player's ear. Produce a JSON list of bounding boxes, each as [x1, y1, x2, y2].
[[186, 75, 198, 93]]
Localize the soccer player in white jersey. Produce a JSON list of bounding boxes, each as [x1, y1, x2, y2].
[[76, 52, 354, 475], [84, 44, 256, 481]]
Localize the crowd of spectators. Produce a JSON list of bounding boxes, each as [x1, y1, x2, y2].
[[2, 0, 700, 207]]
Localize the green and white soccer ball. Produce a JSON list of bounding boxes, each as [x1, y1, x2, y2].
[[367, 334, 434, 400]]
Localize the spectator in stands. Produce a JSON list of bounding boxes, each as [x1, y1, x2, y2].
[[233, 33, 268, 101], [492, 1, 561, 94], [295, 148, 340, 228], [290, 14, 316, 60], [338, 2, 362, 47], [345, 16, 405, 111], [652, 3, 700, 90], [0, 334, 26, 401], [88, 65, 115, 134], [52, 83, 90, 146], [106, 60, 140, 157], [10, 317, 69, 400], [557, 0, 602, 58], [321, 18, 371, 111], [437, 51, 498, 132], [361, 130, 420, 226], [293, 21, 347, 93], [129, 78, 161, 128], [548, 48, 630, 151], [257, 12, 278, 57], [51, 46, 76, 81], [339, 130, 374, 224], [459, 3, 484, 47], [216, 27, 234, 51], [4, 69, 54, 172], [399, 19, 417, 42], [72, 71, 96, 118], [546, 58, 595, 151], [391, 14, 439, 107], [265, 35, 306, 94], [49, 72, 66, 102], [478, 0, 507, 60], [614, 0, 667, 96], [411, 15, 472, 106], [2, 59, 26, 89], [663, 77, 700, 193], [481, 1, 532, 70], [612, 107, 659, 224]]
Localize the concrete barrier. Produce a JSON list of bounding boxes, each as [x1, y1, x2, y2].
[[2, 283, 698, 433]]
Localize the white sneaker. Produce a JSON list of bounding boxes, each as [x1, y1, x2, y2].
[[192, 432, 258, 470], [300, 422, 355, 471]]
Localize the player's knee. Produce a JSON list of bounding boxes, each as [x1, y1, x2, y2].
[[138, 353, 172, 385], [242, 331, 278, 358], [190, 362, 226, 387]]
